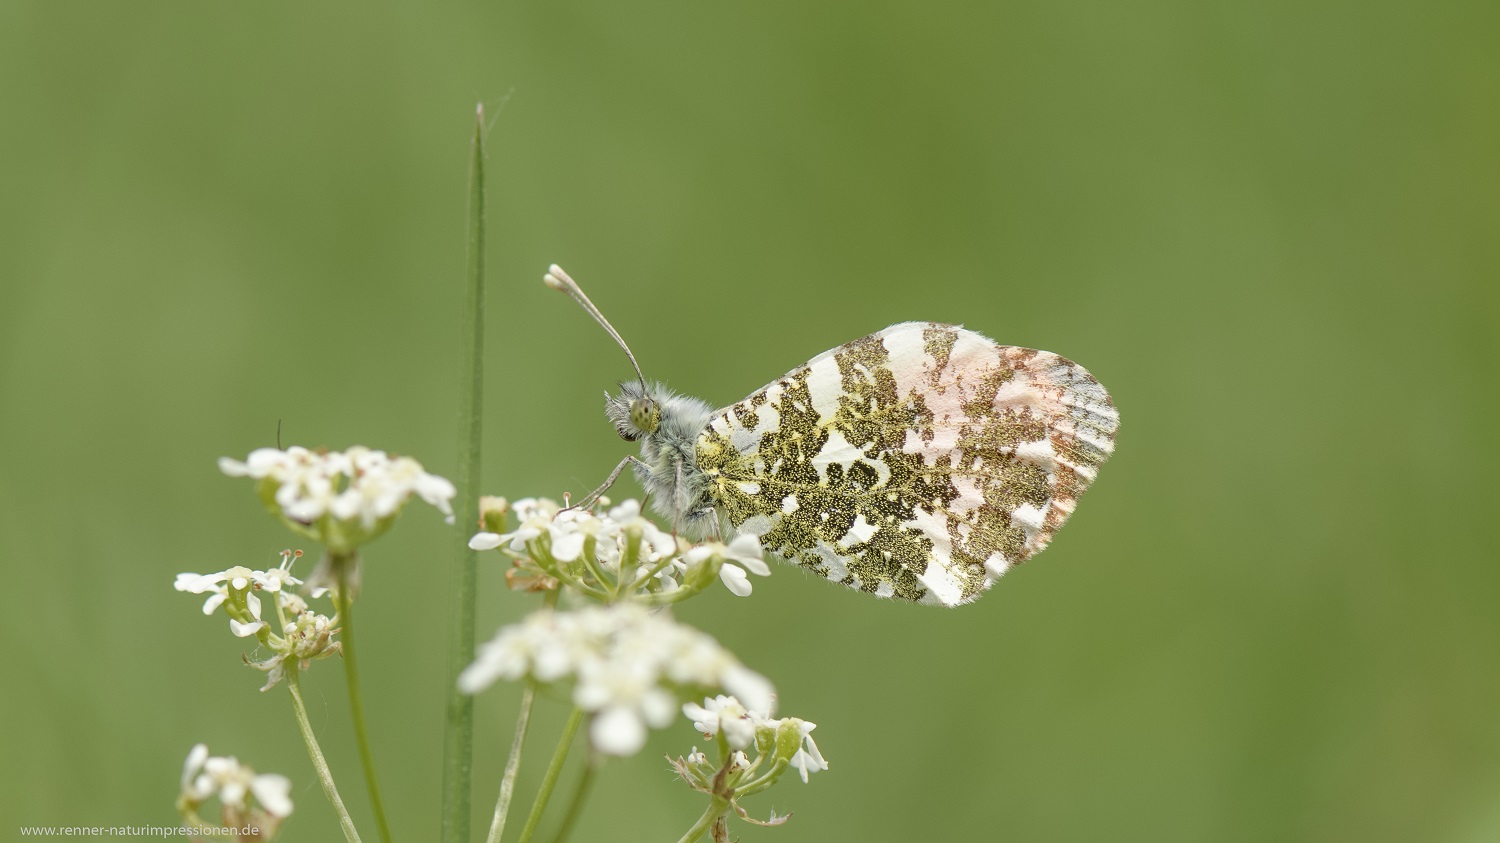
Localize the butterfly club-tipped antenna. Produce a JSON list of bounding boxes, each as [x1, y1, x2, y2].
[[544, 264, 649, 395], [544, 264, 656, 511]]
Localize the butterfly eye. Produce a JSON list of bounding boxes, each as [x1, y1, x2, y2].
[[629, 397, 661, 435]]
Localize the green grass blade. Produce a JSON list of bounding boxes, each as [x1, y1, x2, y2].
[[440, 102, 487, 843]]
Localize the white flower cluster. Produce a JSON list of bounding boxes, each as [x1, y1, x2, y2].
[[469, 498, 769, 599], [178, 743, 293, 821], [669, 694, 827, 835], [683, 695, 828, 783], [220, 445, 457, 530], [174, 551, 341, 689], [459, 602, 774, 756], [174, 551, 316, 638]]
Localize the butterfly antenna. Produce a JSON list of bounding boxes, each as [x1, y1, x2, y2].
[[544, 264, 649, 392]]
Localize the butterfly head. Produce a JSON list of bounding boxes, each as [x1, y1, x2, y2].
[[604, 381, 661, 441], [605, 381, 715, 447]]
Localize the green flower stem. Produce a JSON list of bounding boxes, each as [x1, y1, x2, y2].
[[484, 681, 537, 843], [286, 661, 364, 843], [733, 758, 789, 796], [515, 708, 585, 843], [485, 590, 561, 843], [577, 536, 615, 593], [674, 799, 729, 843], [334, 556, 394, 843], [547, 756, 599, 843], [611, 531, 643, 596], [627, 540, 681, 594], [441, 101, 487, 843]]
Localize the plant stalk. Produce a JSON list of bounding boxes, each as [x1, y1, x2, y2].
[[547, 757, 598, 843], [287, 661, 364, 843], [674, 800, 729, 843], [515, 708, 585, 843], [334, 555, 394, 843], [440, 102, 488, 843]]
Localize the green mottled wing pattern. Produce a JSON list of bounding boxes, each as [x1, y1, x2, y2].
[[694, 322, 1117, 607]]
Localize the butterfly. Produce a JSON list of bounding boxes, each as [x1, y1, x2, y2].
[[546, 265, 1118, 607]]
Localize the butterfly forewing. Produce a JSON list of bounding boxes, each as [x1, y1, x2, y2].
[[694, 322, 1117, 607]]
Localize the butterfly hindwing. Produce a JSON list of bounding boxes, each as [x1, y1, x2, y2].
[[694, 322, 1118, 607]]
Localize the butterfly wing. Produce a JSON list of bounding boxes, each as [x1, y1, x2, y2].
[[694, 322, 1117, 607]]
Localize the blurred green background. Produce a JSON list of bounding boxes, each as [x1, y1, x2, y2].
[[3, 0, 1497, 840]]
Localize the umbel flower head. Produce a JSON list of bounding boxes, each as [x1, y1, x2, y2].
[[220, 446, 456, 555], [174, 550, 342, 690], [671, 695, 828, 837], [459, 602, 775, 756], [469, 498, 769, 603], [176, 743, 292, 837]]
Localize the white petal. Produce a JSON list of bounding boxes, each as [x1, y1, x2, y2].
[[217, 457, 251, 477], [181, 744, 209, 791], [219, 779, 248, 809], [722, 713, 756, 749], [246, 592, 262, 620], [244, 448, 289, 475], [721, 665, 775, 717], [801, 732, 828, 769], [550, 531, 586, 563], [719, 564, 753, 597], [416, 474, 457, 523], [727, 534, 764, 561], [330, 490, 362, 522], [641, 689, 678, 728], [201, 592, 228, 615], [174, 573, 205, 592], [737, 556, 772, 577], [250, 774, 294, 817], [229, 619, 266, 638], [606, 499, 641, 521], [791, 750, 813, 783], [591, 707, 647, 756], [457, 659, 500, 694], [469, 532, 503, 550], [190, 772, 216, 800]]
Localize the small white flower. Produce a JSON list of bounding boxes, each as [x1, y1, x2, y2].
[[468, 532, 504, 550], [592, 705, 649, 756], [549, 524, 587, 562], [254, 567, 300, 593], [181, 743, 210, 795], [471, 497, 767, 600], [176, 565, 279, 637], [786, 720, 828, 783], [473, 497, 561, 552], [684, 534, 771, 597], [278, 591, 309, 616], [220, 446, 457, 544], [249, 774, 294, 818], [462, 603, 775, 757], [179, 744, 294, 818], [176, 566, 255, 595], [175, 572, 231, 615], [720, 664, 776, 717], [683, 695, 758, 749], [228, 593, 264, 638]]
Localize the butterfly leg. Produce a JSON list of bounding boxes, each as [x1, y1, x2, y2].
[[569, 456, 648, 512]]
